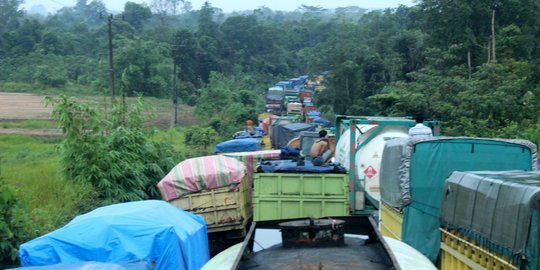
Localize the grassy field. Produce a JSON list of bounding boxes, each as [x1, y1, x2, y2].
[[0, 126, 197, 235], [0, 135, 94, 233], [0, 89, 202, 237]]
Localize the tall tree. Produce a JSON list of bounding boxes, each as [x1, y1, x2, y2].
[[123, 2, 152, 31], [0, 0, 24, 34]]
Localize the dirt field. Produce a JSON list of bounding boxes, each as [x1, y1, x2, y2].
[[0, 92, 199, 136], [0, 92, 52, 120]]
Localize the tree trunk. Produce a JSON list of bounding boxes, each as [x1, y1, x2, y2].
[[467, 51, 472, 79], [491, 9, 496, 62], [108, 14, 115, 101], [170, 62, 178, 128], [487, 41, 491, 63]]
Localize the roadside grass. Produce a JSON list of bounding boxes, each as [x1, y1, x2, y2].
[[151, 127, 188, 153], [0, 82, 101, 96], [0, 119, 58, 129], [0, 135, 98, 234], [0, 127, 193, 234]]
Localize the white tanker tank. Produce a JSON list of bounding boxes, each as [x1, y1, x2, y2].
[[333, 117, 417, 208]]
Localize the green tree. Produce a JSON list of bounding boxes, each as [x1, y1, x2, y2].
[[184, 125, 218, 155], [123, 2, 152, 31], [0, 0, 23, 34], [47, 96, 178, 205], [0, 179, 35, 266], [115, 38, 170, 97], [172, 28, 200, 85]]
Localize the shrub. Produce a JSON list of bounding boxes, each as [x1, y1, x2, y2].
[[0, 179, 35, 267]]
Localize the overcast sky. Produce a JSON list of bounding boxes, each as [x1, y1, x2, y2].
[[22, 0, 417, 13]]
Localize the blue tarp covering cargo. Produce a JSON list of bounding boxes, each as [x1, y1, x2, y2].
[[18, 200, 210, 270], [312, 117, 332, 127], [233, 129, 264, 139], [275, 81, 292, 89], [306, 110, 321, 117], [214, 138, 261, 153], [258, 159, 346, 173]]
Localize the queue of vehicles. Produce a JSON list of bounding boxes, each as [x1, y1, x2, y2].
[[196, 90, 540, 270], [16, 73, 540, 270]]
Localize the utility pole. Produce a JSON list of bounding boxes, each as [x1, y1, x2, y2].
[[171, 62, 178, 128], [108, 14, 116, 101]]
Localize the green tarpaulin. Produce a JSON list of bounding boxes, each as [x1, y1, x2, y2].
[[442, 171, 540, 270], [379, 137, 537, 262]]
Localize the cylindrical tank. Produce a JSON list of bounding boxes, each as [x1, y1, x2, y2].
[[334, 125, 409, 202]]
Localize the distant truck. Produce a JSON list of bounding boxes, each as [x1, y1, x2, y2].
[[265, 86, 284, 115]]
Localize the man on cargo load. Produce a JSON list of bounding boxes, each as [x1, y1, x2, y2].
[[310, 130, 333, 166], [408, 114, 433, 137], [246, 119, 255, 134]]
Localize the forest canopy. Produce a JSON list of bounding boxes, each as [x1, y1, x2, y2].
[[1, 0, 540, 141]]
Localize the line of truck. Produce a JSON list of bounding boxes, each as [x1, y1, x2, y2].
[[161, 75, 540, 269], [264, 75, 321, 123]]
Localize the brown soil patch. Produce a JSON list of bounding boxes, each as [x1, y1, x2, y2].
[[0, 92, 199, 136], [0, 92, 52, 120]]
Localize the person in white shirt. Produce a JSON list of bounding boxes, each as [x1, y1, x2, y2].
[[408, 114, 433, 137]]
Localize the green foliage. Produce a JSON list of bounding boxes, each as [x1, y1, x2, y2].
[[0, 134, 93, 267], [0, 119, 57, 129], [184, 125, 219, 156], [122, 2, 152, 30], [194, 72, 265, 137], [35, 65, 67, 87], [47, 96, 179, 205], [0, 178, 35, 266]]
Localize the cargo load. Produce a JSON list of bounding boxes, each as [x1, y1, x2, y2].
[[19, 200, 209, 270], [157, 155, 246, 201], [441, 171, 540, 270], [270, 123, 315, 149], [378, 137, 537, 262], [158, 156, 252, 235], [214, 138, 262, 154], [223, 149, 281, 189]]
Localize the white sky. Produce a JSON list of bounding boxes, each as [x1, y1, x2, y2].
[[22, 0, 417, 13]]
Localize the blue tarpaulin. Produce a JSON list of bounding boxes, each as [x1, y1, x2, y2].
[[214, 138, 261, 153], [312, 117, 332, 127], [306, 110, 321, 117], [258, 159, 346, 173], [233, 129, 264, 139], [19, 200, 210, 270]]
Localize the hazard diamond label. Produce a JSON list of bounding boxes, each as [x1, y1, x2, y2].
[[364, 166, 377, 179]]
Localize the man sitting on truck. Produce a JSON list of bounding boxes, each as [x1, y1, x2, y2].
[[310, 130, 333, 166], [408, 114, 433, 137]]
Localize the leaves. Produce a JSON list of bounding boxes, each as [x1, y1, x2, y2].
[[48, 96, 179, 205]]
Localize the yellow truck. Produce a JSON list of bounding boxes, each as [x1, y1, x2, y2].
[[378, 137, 537, 264]]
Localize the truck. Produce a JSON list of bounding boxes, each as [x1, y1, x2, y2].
[[333, 115, 440, 214], [157, 155, 254, 254], [378, 137, 537, 263], [439, 171, 540, 270], [250, 116, 434, 222], [265, 86, 285, 115], [286, 102, 302, 115]]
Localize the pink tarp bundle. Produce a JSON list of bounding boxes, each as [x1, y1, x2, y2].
[[158, 155, 246, 202]]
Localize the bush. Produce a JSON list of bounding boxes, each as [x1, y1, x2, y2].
[[47, 96, 179, 205], [0, 179, 36, 267]]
